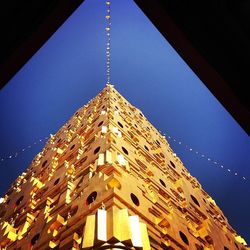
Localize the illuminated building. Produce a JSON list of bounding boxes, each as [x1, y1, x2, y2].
[[0, 85, 248, 249]]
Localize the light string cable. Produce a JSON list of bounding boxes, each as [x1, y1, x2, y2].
[[0, 135, 50, 162], [105, 1, 112, 84], [162, 131, 247, 182], [0, 131, 248, 182]]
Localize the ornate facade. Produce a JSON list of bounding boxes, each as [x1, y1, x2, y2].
[[0, 85, 248, 249]]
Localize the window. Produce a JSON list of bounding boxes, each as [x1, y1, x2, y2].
[[169, 160, 176, 168], [118, 121, 123, 128], [159, 179, 166, 188], [190, 195, 200, 207], [31, 233, 40, 246], [54, 178, 60, 185], [94, 146, 100, 154], [15, 196, 24, 206], [86, 191, 97, 205], [122, 147, 128, 155], [42, 160, 48, 168], [130, 193, 140, 206], [98, 121, 104, 127], [179, 231, 189, 245]]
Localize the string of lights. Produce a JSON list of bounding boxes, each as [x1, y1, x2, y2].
[[0, 130, 247, 182], [105, 1, 112, 84], [0, 136, 49, 162], [162, 132, 247, 181]]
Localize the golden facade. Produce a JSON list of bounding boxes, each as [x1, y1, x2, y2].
[[0, 85, 248, 249]]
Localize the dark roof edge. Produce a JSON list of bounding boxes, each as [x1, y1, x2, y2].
[[134, 0, 250, 136]]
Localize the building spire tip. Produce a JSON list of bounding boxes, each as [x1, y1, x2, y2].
[[106, 83, 114, 88]]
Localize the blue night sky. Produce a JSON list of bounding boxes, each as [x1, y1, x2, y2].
[[0, 0, 249, 243]]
